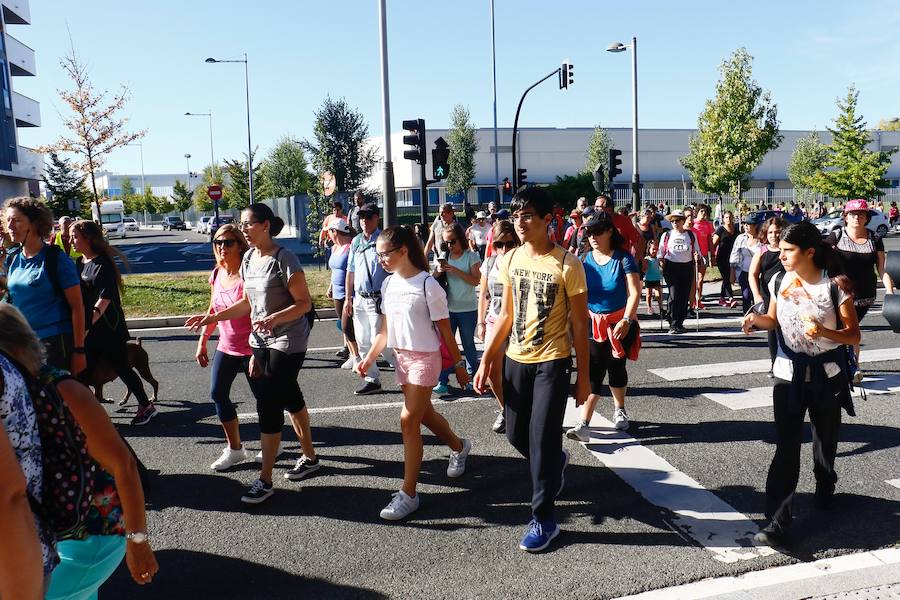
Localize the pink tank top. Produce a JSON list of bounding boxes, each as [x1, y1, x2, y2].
[[209, 268, 252, 356]]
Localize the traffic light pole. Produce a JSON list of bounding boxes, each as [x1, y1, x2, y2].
[[512, 68, 561, 189], [419, 158, 427, 226], [377, 0, 397, 226], [630, 36, 641, 213]]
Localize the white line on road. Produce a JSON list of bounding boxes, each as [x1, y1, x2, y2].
[[649, 347, 900, 381], [703, 374, 900, 410], [886, 479, 900, 490], [234, 395, 493, 420], [163, 260, 187, 264], [562, 402, 776, 564]]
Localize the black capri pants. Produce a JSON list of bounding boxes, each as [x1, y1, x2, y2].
[[249, 347, 307, 434], [589, 325, 637, 391], [334, 297, 356, 343]]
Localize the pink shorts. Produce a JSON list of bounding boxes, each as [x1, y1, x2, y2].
[[393, 349, 442, 387]]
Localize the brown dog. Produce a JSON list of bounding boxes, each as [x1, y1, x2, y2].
[[83, 339, 160, 406]]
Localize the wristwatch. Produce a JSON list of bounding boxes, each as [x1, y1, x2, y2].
[[126, 531, 149, 544], [454, 359, 466, 369]]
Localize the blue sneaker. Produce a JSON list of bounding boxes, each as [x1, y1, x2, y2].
[[432, 383, 450, 395], [518, 518, 560, 552]]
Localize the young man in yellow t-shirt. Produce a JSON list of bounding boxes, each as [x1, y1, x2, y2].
[[474, 187, 590, 552]]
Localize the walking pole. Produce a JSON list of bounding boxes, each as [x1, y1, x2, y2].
[[694, 255, 701, 332]]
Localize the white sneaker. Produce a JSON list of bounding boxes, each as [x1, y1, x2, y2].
[[613, 408, 630, 431], [566, 421, 591, 442], [447, 438, 471, 478], [255, 443, 284, 462], [380, 490, 420, 520], [210, 446, 250, 471], [341, 356, 359, 370]]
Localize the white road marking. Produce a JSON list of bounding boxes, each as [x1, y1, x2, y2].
[[615, 547, 900, 600], [703, 374, 900, 410], [234, 395, 492, 420], [562, 402, 776, 564], [650, 347, 900, 381], [886, 479, 900, 490], [163, 260, 186, 264]]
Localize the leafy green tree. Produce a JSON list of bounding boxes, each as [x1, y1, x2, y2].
[[120, 176, 136, 198], [446, 105, 478, 201], [171, 180, 193, 218], [305, 185, 332, 261], [42, 152, 90, 218], [787, 131, 828, 202], [192, 163, 225, 212], [808, 87, 895, 200], [680, 48, 782, 198], [223, 151, 259, 210], [876, 118, 900, 131], [258, 136, 313, 199], [545, 173, 597, 209], [301, 96, 378, 193], [140, 186, 168, 215], [584, 124, 612, 190]]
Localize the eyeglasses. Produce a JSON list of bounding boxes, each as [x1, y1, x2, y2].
[[376, 247, 400, 260], [493, 240, 516, 250], [239, 221, 259, 229], [511, 213, 537, 223], [213, 239, 238, 248]]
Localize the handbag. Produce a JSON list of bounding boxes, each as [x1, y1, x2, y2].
[[423, 276, 454, 370]]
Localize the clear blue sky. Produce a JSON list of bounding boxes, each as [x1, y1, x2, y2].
[[14, 0, 900, 176]]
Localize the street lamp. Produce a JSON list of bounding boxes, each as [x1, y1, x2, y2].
[[126, 142, 147, 225], [184, 111, 215, 171], [185, 153, 192, 194], [607, 37, 640, 212], [205, 54, 253, 203]]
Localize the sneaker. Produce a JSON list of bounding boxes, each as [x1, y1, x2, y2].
[[754, 521, 789, 548], [566, 421, 591, 442], [668, 326, 687, 335], [241, 479, 274, 504], [613, 407, 630, 431], [380, 490, 420, 520], [767, 370, 775, 379], [376, 358, 392, 370], [335, 347, 350, 360], [340, 356, 359, 370], [718, 298, 727, 307], [355, 381, 382, 395], [432, 383, 449, 395], [447, 438, 471, 478], [557, 448, 569, 498], [852, 369, 864, 385], [255, 443, 284, 462], [210, 446, 250, 471], [518, 518, 560, 552], [130, 404, 158, 426], [491, 410, 506, 434], [686, 309, 697, 318], [727, 299, 740, 308], [284, 455, 321, 481]]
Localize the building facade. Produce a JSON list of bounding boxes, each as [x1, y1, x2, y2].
[[94, 171, 204, 200], [0, 0, 41, 200]]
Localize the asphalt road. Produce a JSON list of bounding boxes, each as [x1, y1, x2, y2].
[[94, 294, 900, 599]]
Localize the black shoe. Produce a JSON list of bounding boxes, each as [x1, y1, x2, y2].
[[355, 381, 382, 395], [813, 484, 835, 510], [376, 358, 392, 370], [284, 456, 321, 481], [335, 347, 350, 360], [241, 479, 274, 504], [754, 521, 789, 548], [767, 370, 775, 378], [669, 325, 688, 335], [686, 309, 697, 318]]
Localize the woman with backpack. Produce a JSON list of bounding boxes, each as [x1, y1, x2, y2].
[[475, 219, 520, 434], [729, 215, 763, 314], [826, 199, 894, 383], [741, 221, 859, 548], [326, 218, 359, 370], [353, 226, 471, 520], [749, 217, 788, 375], [712, 211, 739, 307], [658, 210, 700, 335], [566, 215, 641, 438], [2, 197, 87, 375], [0, 303, 159, 597], [70, 220, 157, 426], [186, 203, 320, 505], [194, 224, 254, 472]]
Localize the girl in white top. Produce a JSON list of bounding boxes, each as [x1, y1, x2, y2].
[[354, 225, 471, 521]]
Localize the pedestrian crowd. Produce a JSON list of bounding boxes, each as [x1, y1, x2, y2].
[[0, 186, 896, 598]]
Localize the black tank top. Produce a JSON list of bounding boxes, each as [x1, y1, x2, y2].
[[759, 247, 784, 304]]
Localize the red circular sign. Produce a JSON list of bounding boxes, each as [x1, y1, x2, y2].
[[207, 185, 223, 201]]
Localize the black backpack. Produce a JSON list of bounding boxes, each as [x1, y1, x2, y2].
[[243, 247, 317, 331], [4, 243, 68, 306]]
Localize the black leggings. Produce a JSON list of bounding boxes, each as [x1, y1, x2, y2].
[[248, 348, 306, 434], [663, 261, 693, 327], [334, 298, 356, 343], [84, 339, 151, 407], [41, 332, 74, 372], [589, 331, 636, 391], [716, 257, 733, 301]]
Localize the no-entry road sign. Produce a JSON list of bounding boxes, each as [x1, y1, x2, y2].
[[207, 185, 223, 201]]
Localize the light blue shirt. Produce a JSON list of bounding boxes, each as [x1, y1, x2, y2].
[[348, 229, 387, 295]]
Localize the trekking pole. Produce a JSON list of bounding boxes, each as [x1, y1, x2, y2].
[[694, 255, 701, 332]]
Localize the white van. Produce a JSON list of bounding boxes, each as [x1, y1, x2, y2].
[[99, 200, 127, 239]]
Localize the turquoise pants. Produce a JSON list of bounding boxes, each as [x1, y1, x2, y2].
[[45, 535, 126, 600]]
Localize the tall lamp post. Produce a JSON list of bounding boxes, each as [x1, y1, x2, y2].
[[185, 153, 192, 194], [607, 37, 640, 212], [126, 142, 146, 225], [184, 111, 215, 169], [205, 54, 253, 204], [377, 0, 397, 226]]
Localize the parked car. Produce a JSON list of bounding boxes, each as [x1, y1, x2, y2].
[[744, 210, 805, 225], [208, 215, 236, 238], [196, 216, 212, 233], [812, 209, 890, 238], [162, 216, 187, 231], [123, 217, 139, 232]]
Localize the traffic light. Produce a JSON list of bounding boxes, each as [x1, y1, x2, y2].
[[402, 118, 426, 164], [517, 168, 528, 188], [432, 136, 449, 180], [502, 177, 512, 195], [608, 148, 623, 182], [559, 60, 574, 90]]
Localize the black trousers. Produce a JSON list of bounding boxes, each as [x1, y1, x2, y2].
[[738, 271, 753, 315], [503, 356, 571, 522], [249, 348, 307, 434], [716, 256, 733, 301], [663, 261, 693, 327], [41, 331, 73, 372], [765, 377, 843, 528]]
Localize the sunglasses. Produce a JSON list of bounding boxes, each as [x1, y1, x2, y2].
[[446, 238, 460, 245], [493, 240, 516, 250], [213, 239, 238, 248]]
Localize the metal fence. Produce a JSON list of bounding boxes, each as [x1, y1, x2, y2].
[[610, 187, 900, 209]]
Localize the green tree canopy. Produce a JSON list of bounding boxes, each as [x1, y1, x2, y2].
[[171, 180, 193, 218], [42, 152, 90, 218], [545, 173, 596, 210], [876, 118, 900, 131], [680, 48, 782, 197], [222, 151, 259, 210], [192, 163, 225, 211], [808, 87, 896, 200], [258, 136, 313, 199], [584, 124, 612, 188], [446, 104, 478, 199], [301, 96, 378, 193], [787, 131, 827, 201]]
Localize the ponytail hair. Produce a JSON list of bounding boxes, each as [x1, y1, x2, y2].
[[244, 203, 285, 237], [70, 220, 130, 290], [379, 225, 430, 273], [780, 221, 853, 296]]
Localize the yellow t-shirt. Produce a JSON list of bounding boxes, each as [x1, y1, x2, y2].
[[499, 244, 587, 364]]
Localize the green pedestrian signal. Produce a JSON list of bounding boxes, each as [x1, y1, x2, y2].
[[432, 136, 450, 180], [435, 166, 445, 177]]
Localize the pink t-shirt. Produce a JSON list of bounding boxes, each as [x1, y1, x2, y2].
[[209, 268, 252, 356], [692, 220, 715, 256]]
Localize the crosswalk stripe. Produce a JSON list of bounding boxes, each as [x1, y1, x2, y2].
[[562, 403, 777, 564], [649, 347, 900, 382], [703, 374, 900, 410], [887, 479, 900, 490]]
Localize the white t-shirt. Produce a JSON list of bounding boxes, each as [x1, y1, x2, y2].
[[660, 229, 700, 263], [380, 271, 449, 352], [480, 255, 504, 319], [769, 271, 850, 381], [468, 222, 491, 246]]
